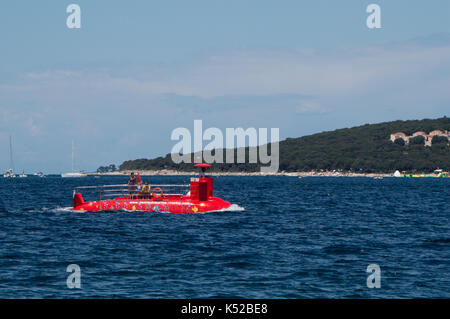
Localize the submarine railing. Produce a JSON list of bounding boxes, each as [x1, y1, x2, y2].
[[74, 184, 190, 201]]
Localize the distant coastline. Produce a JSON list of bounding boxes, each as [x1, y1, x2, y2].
[[116, 117, 450, 174], [92, 170, 391, 177]]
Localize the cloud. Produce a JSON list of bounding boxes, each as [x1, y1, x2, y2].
[[4, 38, 449, 121], [296, 100, 328, 114], [3, 36, 450, 103], [24, 117, 41, 136]]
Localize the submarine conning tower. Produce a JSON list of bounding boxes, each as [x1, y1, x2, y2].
[[190, 177, 214, 201], [190, 163, 214, 201]]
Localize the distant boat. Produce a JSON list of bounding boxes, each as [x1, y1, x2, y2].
[[19, 171, 27, 178], [62, 172, 87, 178], [33, 172, 46, 178], [61, 140, 87, 178], [3, 136, 16, 178], [393, 168, 448, 178], [3, 168, 15, 178]]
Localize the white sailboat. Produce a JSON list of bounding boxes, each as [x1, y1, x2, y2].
[[61, 140, 87, 178], [33, 172, 46, 178], [3, 168, 15, 178], [3, 136, 16, 178]]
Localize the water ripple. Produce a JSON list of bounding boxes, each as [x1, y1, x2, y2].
[[0, 175, 449, 298]]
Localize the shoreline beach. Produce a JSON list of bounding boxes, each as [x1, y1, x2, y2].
[[90, 170, 393, 178]]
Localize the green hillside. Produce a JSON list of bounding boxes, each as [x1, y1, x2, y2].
[[118, 117, 450, 173]]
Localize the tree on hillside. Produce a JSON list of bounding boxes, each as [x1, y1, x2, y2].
[[432, 136, 449, 145], [97, 164, 117, 173], [117, 117, 450, 173], [409, 135, 425, 145]]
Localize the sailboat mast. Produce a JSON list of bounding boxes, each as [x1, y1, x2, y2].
[[9, 135, 14, 172], [72, 139, 74, 173]]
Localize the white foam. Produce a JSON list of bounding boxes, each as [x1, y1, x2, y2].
[[47, 206, 75, 213], [204, 203, 245, 214], [60, 204, 244, 214], [10, 206, 75, 214], [225, 204, 245, 211]]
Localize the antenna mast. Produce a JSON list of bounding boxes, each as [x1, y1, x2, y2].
[[9, 135, 14, 172], [71, 139, 74, 173]]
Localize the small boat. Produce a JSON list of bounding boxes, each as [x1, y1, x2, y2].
[[19, 171, 27, 178], [61, 140, 87, 178], [72, 165, 233, 213], [3, 168, 15, 178], [34, 172, 46, 178], [62, 172, 87, 178]]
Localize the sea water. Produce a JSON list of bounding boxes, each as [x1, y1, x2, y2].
[[0, 176, 448, 298]]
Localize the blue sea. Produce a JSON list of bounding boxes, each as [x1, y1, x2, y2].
[[0, 175, 448, 298]]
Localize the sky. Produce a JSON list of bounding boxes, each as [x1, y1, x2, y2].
[[0, 0, 449, 173]]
